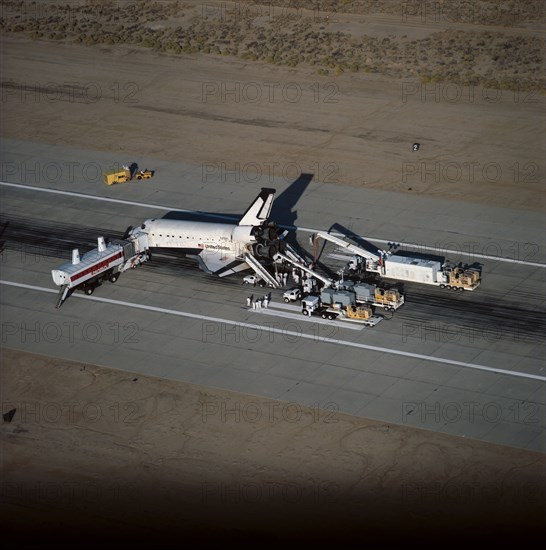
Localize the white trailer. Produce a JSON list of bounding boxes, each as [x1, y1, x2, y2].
[[380, 255, 480, 290], [51, 232, 149, 308], [312, 231, 481, 291], [382, 255, 440, 285]]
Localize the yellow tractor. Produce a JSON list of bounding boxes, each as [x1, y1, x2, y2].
[[134, 168, 153, 180]]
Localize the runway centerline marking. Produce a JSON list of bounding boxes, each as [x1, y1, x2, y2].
[[1, 181, 544, 267], [2, 280, 544, 382]]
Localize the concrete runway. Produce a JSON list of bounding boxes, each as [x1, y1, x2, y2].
[[1, 138, 545, 451]]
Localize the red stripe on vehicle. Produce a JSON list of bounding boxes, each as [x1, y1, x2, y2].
[[69, 251, 123, 283]]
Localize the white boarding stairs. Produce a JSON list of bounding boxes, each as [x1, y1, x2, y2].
[[243, 252, 280, 288], [56, 285, 70, 309], [281, 241, 308, 265], [276, 229, 307, 264], [273, 252, 334, 288]]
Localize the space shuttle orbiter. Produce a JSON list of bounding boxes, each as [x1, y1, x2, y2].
[[129, 188, 282, 283]]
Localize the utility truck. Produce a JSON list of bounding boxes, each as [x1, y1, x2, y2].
[[312, 231, 481, 291]]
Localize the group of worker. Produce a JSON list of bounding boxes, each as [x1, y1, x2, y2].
[[246, 295, 270, 309], [292, 267, 306, 285], [293, 266, 317, 288], [274, 272, 289, 286], [273, 266, 311, 286]]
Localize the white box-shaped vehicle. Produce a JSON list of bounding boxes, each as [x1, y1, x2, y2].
[[383, 255, 441, 285], [381, 256, 480, 290], [51, 236, 148, 292], [51, 233, 149, 307]]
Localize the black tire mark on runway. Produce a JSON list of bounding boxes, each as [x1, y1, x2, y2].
[[1, 213, 545, 341]]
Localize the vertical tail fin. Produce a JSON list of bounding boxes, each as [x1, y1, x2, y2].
[[238, 188, 276, 226]]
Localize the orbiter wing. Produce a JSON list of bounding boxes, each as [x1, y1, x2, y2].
[[189, 251, 249, 277]]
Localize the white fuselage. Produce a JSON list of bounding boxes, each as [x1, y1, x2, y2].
[[142, 218, 255, 255]]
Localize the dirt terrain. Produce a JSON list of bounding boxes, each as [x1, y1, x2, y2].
[[0, 1, 545, 210], [2, 348, 545, 544]]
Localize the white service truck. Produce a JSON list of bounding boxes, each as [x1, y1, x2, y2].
[[313, 231, 481, 291], [373, 255, 480, 291]]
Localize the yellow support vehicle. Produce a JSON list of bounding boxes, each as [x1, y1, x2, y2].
[[134, 168, 153, 180], [103, 168, 132, 185], [103, 163, 154, 186]]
